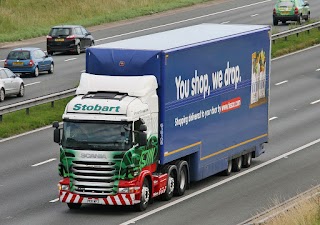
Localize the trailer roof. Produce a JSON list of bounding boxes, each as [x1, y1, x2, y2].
[[93, 23, 270, 51]]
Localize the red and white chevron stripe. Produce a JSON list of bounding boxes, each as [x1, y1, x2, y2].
[[59, 191, 137, 205]]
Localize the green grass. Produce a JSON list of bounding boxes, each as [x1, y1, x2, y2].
[[0, 0, 215, 43]]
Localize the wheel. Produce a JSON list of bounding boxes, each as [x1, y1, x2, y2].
[[67, 203, 81, 209], [232, 156, 242, 172], [221, 160, 232, 176], [305, 12, 310, 21], [47, 51, 54, 55], [17, 83, 24, 97], [242, 152, 252, 168], [174, 161, 188, 196], [161, 165, 177, 201], [48, 63, 54, 74], [90, 40, 94, 47], [33, 66, 39, 77], [297, 14, 302, 24], [281, 20, 287, 24], [75, 44, 81, 55], [134, 178, 150, 211], [273, 18, 278, 26], [0, 88, 5, 102]]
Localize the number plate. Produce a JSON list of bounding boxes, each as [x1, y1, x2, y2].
[[55, 38, 64, 42], [87, 198, 99, 204], [12, 62, 23, 66]]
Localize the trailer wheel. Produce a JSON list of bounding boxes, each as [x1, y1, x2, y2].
[[232, 156, 242, 172], [161, 165, 177, 201], [67, 203, 81, 210], [174, 161, 188, 196], [135, 177, 151, 211], [221, 160, 232, 176], [242, 152, 252, 168]]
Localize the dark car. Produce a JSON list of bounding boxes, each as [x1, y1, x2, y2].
[[4, 47, 54, 77], [47, 25, 95, 55]]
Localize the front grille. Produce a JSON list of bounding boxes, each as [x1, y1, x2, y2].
[[71, 160, 118, 197]]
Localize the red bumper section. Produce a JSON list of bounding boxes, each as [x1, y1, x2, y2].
[[58, 173, 168, 206]]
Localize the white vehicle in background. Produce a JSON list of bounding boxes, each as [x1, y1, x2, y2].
[[0, 67, 24, 102]]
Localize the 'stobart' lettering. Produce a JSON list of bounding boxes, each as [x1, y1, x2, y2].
[[73, 104, 120, 112]]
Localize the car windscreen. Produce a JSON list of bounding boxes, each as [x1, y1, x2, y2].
[[50, 28, 72, 36], [7, 51, 30, 60]]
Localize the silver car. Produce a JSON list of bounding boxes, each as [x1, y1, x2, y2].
[[0, 67, 24, 102]]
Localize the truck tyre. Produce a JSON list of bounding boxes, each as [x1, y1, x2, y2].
[[161, 165, 177, 201], [174, 161, 188, 196], [242, 152, 252, 168], [232, 156, 242, 172], [67, 203, 81, 210], [221, 160, 232, 176], [135, 178, 151, 211]]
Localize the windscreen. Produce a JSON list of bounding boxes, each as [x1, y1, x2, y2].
[[278, 1, 294, 7], [61, 121, 132, 151]]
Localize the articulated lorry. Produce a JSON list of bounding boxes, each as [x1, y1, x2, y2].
[[53, 23, 271, 211]]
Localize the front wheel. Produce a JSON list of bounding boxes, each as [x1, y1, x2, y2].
[[135, 178, 150, 211], [48, 63, 54, 74], [17, 83, 24, 97], [297, 14, 302, 24], [67, 203, 81, 210], [75, 44, 81, 55]]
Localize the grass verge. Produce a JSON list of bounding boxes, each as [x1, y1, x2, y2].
[[0, 0, 215, 43]]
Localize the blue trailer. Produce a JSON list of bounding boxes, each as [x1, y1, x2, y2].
[[54, 23, 271, 211]]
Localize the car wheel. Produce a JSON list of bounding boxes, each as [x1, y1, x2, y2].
[[0, 88, 5, 102], [33, 66, 39, 77], [273, 18, 278, 26], [90, 40, 95, 47], [48, 51, 54, 55], [76, 44, 81, 55], [297, 14, 302, 24], [306, 12, 310, 21], [48, 63, 54, 74], [17, 83, 24, 97]]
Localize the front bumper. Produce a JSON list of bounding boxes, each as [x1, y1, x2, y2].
[[59, 191, 139, 205]]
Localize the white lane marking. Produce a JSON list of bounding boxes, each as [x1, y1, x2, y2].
[[49, 198, 59, 203], [310, 99, 320, 105], [80, 70, 85, 73], [120, 138, 320, 225], [251, 14, 259, 17], [220, 21, 230, 24], [275, 80, 288, 86], [0, 59, 4, 62], [64, 58, 77, 62], [96, 0, 271, 42], [316, 68, 320, 71], [269, 117, 278, 121], [0, 125, 52, 143], [31, 158, 56, 167], [25, 82, 40, 87]]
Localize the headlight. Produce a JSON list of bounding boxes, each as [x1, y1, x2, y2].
[[118, 187, 140, 194], [58, 184, 69, 191]]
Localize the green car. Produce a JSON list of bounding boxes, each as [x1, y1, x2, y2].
[[273, 0, 310, 25]]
